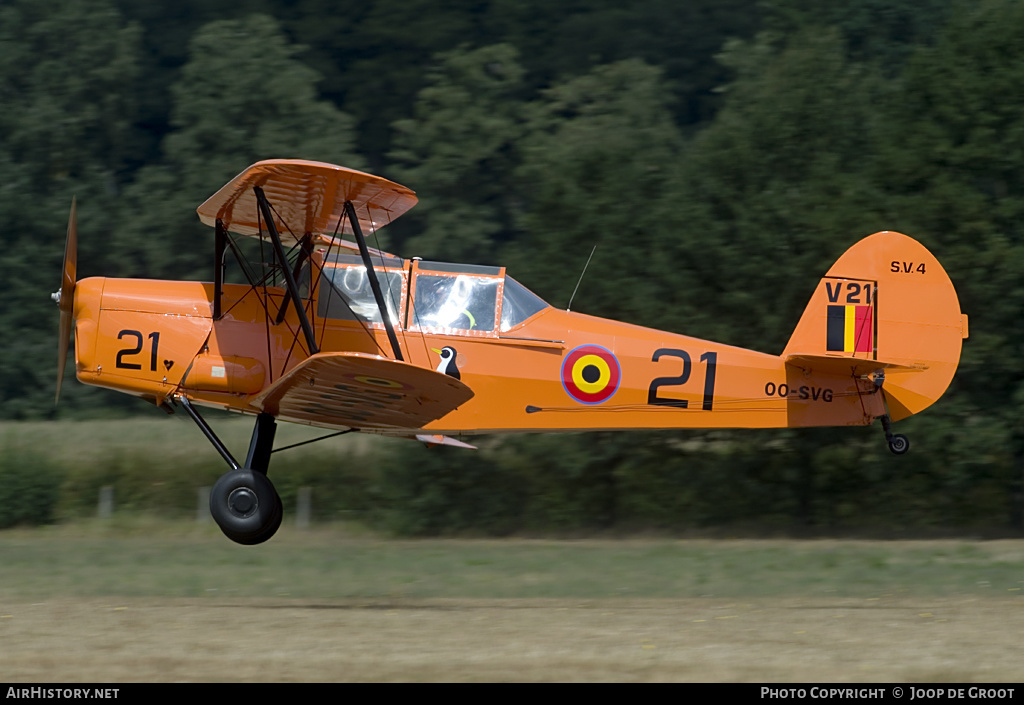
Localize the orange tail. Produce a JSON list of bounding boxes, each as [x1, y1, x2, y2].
[[783, 231, 968, 421]]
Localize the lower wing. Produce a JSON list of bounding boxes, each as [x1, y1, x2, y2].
[[251, 352, 473, 431]]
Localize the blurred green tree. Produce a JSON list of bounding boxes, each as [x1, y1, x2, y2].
[[389, 44, 527, 263], [508, 59, 685, 328], [673, 27, 889, 352], [110, 14, 364, 281], [870, 0, 1024, 527], [0, 0, 146, 419]]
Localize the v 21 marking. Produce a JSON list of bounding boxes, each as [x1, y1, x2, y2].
[[825, 280, 873, 305]]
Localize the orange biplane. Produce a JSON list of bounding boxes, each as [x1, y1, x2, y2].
[[54, 160, 969, 544]]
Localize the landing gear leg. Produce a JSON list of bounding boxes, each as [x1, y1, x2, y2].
[[177, 399, 285, 544], [880, 414, 910, 456], [872, 372, 909, 456], [209, 413, 283, 544]]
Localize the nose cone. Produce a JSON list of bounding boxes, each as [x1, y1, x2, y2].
[[71, 277, 105, 379], [73, 277, 104, 321]]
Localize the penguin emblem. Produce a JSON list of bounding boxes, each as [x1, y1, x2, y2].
[[432, 346, 460, 380]]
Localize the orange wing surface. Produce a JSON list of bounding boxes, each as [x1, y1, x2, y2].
[[250, 352, 474, 431], [196, 159, 418, 242]]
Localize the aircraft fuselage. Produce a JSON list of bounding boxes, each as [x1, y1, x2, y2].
[[72, 273, 883, 434]]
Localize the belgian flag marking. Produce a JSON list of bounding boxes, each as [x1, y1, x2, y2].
[[826, 305, 873, 353], [561, 344, 621, 404]]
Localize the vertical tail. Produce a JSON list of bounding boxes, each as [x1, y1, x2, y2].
[[783, 231, 968, 421]]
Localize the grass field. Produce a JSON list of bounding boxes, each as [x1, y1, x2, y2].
[[0, 416, 383, 469], [1, 524, 1023, 681], [2, 419, 1022, 681]]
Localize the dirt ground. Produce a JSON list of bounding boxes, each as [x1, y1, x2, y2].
[[1, 596, 1022, 682]]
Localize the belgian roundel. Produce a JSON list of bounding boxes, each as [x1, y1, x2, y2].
[[561, 345, 621, 405]]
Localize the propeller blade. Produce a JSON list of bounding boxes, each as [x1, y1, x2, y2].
[[55, 197, 77, 404]]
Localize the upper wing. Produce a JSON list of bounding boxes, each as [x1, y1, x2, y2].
[[250, 352, 473, 431], [196, 160, 418, 243]]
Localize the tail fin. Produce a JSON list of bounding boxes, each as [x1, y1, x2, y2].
[[783, 231, 968, 421]]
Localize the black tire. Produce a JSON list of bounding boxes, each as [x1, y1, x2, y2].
[[887, 434, 910, 455], [210, 469, 282, 544]]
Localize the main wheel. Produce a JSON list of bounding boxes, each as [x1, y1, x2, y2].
[[210, 469, 282, 544], [887, 433, 910, 455]]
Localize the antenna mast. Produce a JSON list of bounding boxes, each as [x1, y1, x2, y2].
[[566, 245, 597, 312]]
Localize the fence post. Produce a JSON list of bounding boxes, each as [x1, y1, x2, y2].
[[198, 486, 211, 523], [297, 487, 311, 529], [97, 486, 114, 519]]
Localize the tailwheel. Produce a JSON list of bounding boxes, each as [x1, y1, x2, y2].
[[887, 433, 910, 456], [210, 468, 283, 545], [879, 414, 910, 456]]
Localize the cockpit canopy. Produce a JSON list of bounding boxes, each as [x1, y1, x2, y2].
[[318, 255, 549, 334]]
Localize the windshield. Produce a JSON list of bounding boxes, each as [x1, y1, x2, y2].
[[500, 276, 549, 331]]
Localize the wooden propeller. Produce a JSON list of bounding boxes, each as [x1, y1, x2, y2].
[[54, 197, 77, 404]]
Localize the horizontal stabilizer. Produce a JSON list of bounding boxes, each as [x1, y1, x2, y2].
[[251, 352, 473, 431], [785, 354, 927, 379]]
